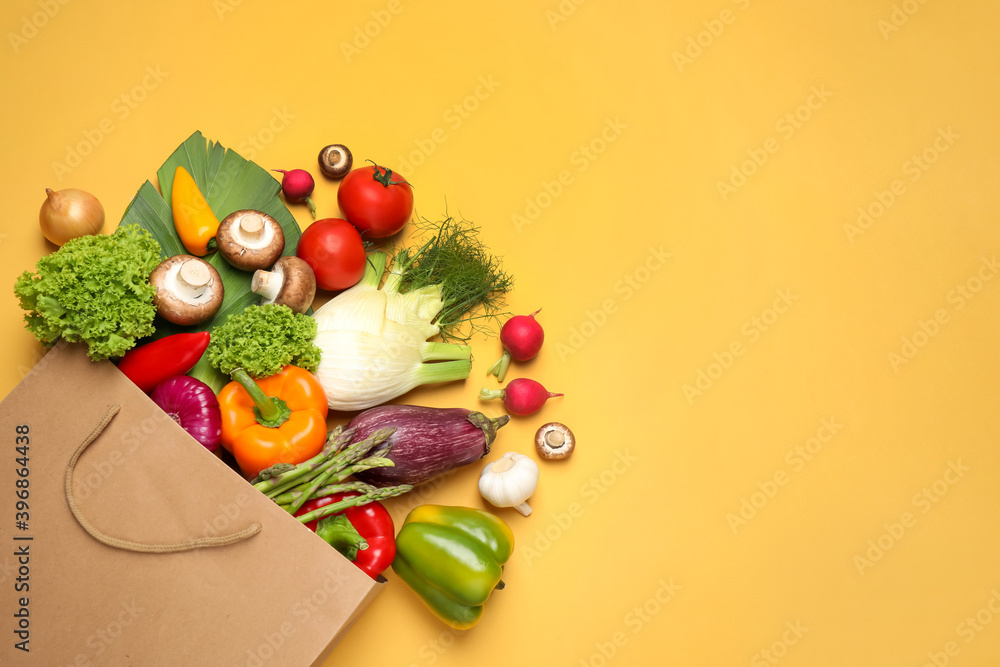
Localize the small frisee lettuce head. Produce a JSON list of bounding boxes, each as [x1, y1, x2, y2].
[[13, 225, 161, 360], [206, 303, 321, 379]]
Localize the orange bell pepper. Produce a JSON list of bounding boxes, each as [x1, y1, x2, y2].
[[218, 366, 329, 479]]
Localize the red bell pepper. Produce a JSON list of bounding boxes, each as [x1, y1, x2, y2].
[[116, 332, 211, 393], [295, 492, 396, 580]]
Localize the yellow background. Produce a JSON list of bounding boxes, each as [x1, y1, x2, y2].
[[2, 1, 1000, 665]]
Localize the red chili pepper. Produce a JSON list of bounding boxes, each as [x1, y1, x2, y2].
[[295, 492, 396, 580], [116, 332, 211, 393]]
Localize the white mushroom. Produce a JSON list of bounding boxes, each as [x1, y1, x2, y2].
[[150, 255, 224, 325], [216, 209, 285, 271], [318, 144, 353, 179], [252, 256, 317, 314], [534, 423, 575, 460]]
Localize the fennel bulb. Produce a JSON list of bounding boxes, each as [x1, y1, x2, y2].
[[312, 253, 472, 411]]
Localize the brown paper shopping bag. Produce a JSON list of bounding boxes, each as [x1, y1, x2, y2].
[[0, 341, 381, 666]]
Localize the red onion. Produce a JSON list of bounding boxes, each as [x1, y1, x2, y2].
[[150, 375, 222, 451]]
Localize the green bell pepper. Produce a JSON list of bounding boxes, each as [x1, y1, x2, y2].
[[392, 505, 515, 630]]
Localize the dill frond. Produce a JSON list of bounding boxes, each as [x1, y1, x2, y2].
[[393, 216, 513, 342]]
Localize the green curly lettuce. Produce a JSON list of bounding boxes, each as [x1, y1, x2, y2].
[[205, 303, 321, 379], [13, 225, 161, 361]]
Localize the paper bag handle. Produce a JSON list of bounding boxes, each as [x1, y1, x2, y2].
[[65, 404, 262, 553]]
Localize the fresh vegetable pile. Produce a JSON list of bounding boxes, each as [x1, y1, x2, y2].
[[12, 130, 575, 634]]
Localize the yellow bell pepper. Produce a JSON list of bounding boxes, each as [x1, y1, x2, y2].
[[171, 165, 220, 256]]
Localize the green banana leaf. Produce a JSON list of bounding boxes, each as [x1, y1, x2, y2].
[[119, 131, 304, 391]]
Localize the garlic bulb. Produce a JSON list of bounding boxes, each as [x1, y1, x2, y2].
[[478, 452, 540, 516]]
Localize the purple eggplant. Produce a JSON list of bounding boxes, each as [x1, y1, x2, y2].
[[150, 375, 222, 452], [347, 405, 510, 487]]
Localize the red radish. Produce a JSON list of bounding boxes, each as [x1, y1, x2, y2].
[[273, 168, 317, 219], [479, 378, 562, 417], [487, 308, 544, 381]]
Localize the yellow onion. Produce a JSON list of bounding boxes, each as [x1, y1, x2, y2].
[[39, 188, 105, 245]]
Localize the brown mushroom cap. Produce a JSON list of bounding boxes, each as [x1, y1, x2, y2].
[[217, 209, 285, 271], [534, 422, 575, 460], [318, 144, 353, 179], [150, 255, 224, 325], [251, 256, 316, 314]]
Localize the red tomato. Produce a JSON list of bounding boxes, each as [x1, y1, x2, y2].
[[337, 163, 414, 238], [296, 218, 366, 291]]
